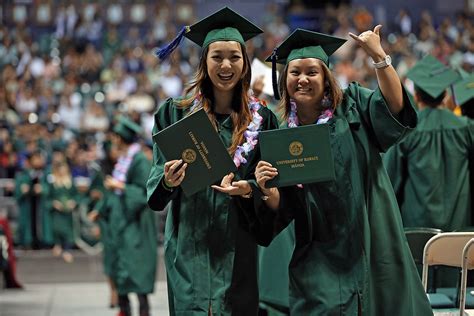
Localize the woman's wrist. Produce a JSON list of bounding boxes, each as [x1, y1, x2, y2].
[[255, 182, 273, 200], [241, 184, 253, 198], [162, 178, 174, 191]]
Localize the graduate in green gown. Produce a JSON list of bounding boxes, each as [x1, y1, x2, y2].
[[104, 117, 157, 316], [238, 28, 433, 315], [147, 7, 279, 315], [454, 74, 474, 230], [47, 161, 77, 263], [453, 73, 474, 119], [88, 139, 119, 308], [14, 150, 53, 248], [384, 55, 474, 232]]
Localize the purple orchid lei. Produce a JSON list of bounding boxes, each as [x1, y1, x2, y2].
[[288, 99, 334, 188], [288, 99, 333, 127], [191, 95, 263, 168], [233, 96, 263, 168]]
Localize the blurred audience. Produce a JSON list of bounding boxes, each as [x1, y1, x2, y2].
[[0, 2, 471, 248]]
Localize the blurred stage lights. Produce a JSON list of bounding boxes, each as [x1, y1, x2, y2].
[[51, 113, 61, 124], [81, 83, 91, 94], [28, 113, 38, 124], [94, 92, 105, 103], [71, 92, 82, 107]]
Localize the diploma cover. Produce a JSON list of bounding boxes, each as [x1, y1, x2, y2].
[[153, 109, 236, 196], [260, 124, 335, 187]]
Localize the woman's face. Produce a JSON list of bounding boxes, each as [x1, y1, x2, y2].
[[206, 41, 244, 95], [286, 58, 325, 107]]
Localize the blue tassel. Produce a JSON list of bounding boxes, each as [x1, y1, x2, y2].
[[271, 49, 280, 100], [153, 26, 189, 61]]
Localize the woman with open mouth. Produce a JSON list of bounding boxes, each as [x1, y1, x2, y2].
[[147, 7, 279, 316]]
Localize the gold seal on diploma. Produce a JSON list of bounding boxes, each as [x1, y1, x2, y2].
[[289, 141, 303, 156], [182, 149, 197, 163]]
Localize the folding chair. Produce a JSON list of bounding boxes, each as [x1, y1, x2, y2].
[[405, 227, 452, 307], [460, 238, 474, 315], [405, 227, 443, 266], [422, 232, 474, 314], [438, 228, 474, 309]]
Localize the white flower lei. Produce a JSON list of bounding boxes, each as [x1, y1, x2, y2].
[[190, 95, 263, 168]]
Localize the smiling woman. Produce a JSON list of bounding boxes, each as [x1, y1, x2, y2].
[[206, 41, 245, 112], [240, 28, 433, 315], [147, 7, 279, 316]]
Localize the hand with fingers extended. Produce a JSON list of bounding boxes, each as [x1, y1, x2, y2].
[[163, 159, 188, 189], [255, 161, 279, 196], [212, 172, 252, 196], [349, 25, 386, 62]]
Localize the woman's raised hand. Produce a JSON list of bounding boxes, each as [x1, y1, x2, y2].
[[349, 25, 386, 61], [164, 159, 188, 188]]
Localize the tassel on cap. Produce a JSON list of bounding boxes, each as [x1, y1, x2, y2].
[[271, 49, 280, 100], [153, 26, 190, 61]]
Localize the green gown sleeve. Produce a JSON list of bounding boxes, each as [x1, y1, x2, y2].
[[123, 153, 151, 221], [345, 82, 417, 152], [14, 172, 29, 201], [383, 140, 409, 203], [147, 98, 182, 211]]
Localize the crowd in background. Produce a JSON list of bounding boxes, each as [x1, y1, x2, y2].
[[0, 1, 472, 247]]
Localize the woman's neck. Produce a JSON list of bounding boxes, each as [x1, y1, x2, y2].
[[295, 101, 322, 125], [212, 89, 234, 114]]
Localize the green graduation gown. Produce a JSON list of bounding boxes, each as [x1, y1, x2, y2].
[[242, 83, 433, 316], [383, 107, 474, 231], [47, 180, 77, 245], [14, 169, 53, 247], [147, 98, 279, 315], [89, 171, 114, 277], [258, 223, 293, 313], [106, 151, 157, 295]]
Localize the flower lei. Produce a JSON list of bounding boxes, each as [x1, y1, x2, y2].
[[288, 99, 333, 127], [190, 94, 263, 168], [233, 97, 263, 168], [288, 99, 334, 188], [111, 143, 141, 195]]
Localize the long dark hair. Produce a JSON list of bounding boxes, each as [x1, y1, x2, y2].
[[178, 43, 252, 155]]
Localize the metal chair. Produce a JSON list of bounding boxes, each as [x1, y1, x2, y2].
[[405, 227, 443, 266], [460, 238, 474, 315], [404, 227, 454, 308], [422, 232, 474, 314]]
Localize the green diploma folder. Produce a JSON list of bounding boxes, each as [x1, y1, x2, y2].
[[153, 109, 236, 196], [260, 124, 335, 187]]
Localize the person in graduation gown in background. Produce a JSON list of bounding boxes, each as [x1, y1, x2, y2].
[[236, 27, 433, 315], [453, 72, 474, 119], [14, 150, 53, 249], [146, 7, 279, 315], [384, 55, 474, 232], [47, 160, 77, 263], [87, 139, 119, 309], [103, 117, 157, 316], [453, 73, 474, 226]]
